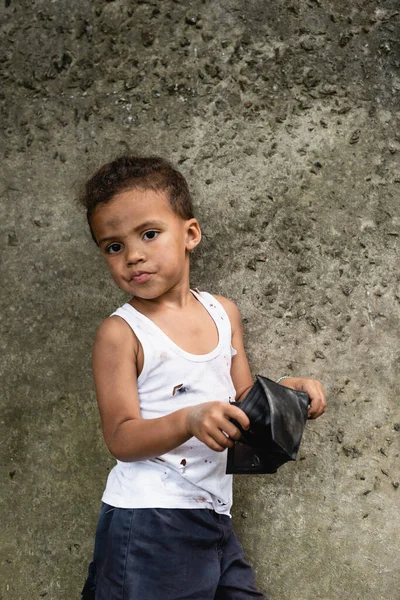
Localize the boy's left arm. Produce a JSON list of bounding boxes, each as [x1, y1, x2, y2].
[[215, 296, 326, 420]]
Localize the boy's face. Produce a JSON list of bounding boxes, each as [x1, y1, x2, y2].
[[91, 188, 201, 299]]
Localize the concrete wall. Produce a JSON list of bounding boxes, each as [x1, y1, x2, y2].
[[1, 1, 399, 598]]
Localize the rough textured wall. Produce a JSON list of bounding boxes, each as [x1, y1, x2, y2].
[[1, 1, 399, 598]]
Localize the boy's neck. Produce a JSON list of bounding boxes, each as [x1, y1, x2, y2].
[[130, 282, 196, 314]]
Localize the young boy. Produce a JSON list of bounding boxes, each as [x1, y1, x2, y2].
[[80, 156, 326, 599]]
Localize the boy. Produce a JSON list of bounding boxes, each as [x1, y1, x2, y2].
[[80, 156, 326, 599]]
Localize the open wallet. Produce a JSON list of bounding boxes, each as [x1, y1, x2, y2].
[[226, 375, 309, 474]]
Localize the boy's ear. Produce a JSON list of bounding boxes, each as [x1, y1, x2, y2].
[[185, 218, 202, 251]]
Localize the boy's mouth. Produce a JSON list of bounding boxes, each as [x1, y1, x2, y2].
[[131, 272, 152, 284]]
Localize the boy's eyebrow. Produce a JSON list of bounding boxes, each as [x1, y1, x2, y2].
[[97, 220, 167, 245]]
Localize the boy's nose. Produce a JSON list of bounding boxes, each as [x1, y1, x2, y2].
[[126, 245, 146, 265]]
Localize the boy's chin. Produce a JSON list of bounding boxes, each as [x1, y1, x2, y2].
[[124, 282, 184, 301], [129, 290, 159, 300], [121, 283, 160, 300]]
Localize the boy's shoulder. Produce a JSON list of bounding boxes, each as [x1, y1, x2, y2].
[[94, 313, 140, 355], [207, 293, 242, 332]]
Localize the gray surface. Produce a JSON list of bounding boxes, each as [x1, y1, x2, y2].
[[1, 1, 399, 598]]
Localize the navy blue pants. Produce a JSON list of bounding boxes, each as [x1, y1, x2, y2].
[[81, 504, 265, 600]]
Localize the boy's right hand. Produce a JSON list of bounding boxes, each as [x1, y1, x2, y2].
[[186, 402, 250, 452]]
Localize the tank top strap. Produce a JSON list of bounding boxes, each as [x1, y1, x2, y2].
[[110, 304, 156, 385], [190, 290, 237, 357]]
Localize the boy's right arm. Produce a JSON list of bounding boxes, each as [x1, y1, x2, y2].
[[92, 317, 250, 462]]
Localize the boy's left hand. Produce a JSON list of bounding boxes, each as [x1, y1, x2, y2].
[[279, 377, 326, 419]]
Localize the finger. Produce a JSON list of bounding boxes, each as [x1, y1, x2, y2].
[[220, 420, 243, 441], [308, 403, 321, 419], [211, 429, 235, 449], [225, 405, 250, 430], [219, 419, 242, 440], [308, 396, 326, 419], [204, 433, 232, 452]]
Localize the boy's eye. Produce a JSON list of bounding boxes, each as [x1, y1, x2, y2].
[[143, 230, 159, 241], [106, 243, 123, 254]]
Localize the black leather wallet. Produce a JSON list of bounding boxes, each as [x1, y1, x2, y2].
[[226, 375, 309, 474]]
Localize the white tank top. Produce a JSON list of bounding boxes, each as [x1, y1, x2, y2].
[[101, 290, 238, 515]]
